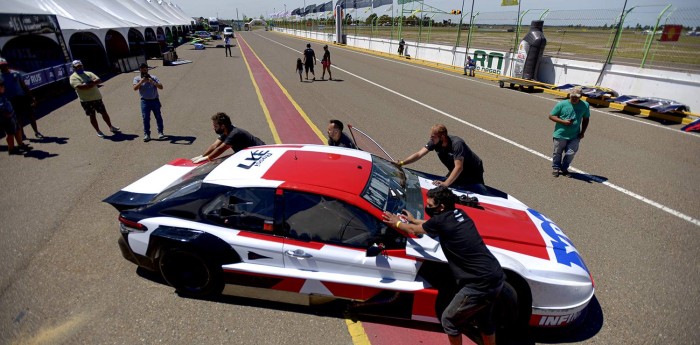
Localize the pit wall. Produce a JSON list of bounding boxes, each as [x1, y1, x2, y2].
[[275, 27, 700, 112]]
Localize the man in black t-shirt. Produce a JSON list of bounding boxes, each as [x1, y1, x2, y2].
[[397, 124, 484, 188], [383, 186, 504, 345], [327, 119, 357, 149], [302, 43, 316, 81], [191, 112, 265, 163]]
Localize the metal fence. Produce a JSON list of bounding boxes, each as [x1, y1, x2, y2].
[[273, 4, 700, 73]]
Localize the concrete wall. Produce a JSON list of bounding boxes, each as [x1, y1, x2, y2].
[[276, 27, 700, 112]]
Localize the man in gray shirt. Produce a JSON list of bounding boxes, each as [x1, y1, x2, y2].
[[133, 63, 164, 142]]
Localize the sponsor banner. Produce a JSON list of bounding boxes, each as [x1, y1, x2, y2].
[[21, 63, 72, 89], [471, 49, 507, 75]]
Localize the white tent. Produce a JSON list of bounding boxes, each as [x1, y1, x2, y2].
[[1, 0, 192, 56]]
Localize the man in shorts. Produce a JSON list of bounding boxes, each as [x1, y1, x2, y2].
[[302, 43, 316, 81], [191, 112, 265, 163], [383, 186, 505, 345], [68, 60, 119, 138]]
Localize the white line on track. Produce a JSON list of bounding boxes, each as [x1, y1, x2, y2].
[[257, 33, 700, 227]]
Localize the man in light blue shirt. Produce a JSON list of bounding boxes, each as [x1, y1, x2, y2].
[[133, 63, 164, 142], [548, 86, 590, 177]]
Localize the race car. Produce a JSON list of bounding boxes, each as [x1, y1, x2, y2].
[[104, 144, 594, 329]]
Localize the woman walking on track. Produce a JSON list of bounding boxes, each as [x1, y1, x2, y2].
[[321, 45, 333, 81]]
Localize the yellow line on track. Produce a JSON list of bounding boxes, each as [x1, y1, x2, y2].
[[239, 36, 282, 144], [345, 319, 372, 345], [239, 35, 327, 143], [241, 34, 370, 344]]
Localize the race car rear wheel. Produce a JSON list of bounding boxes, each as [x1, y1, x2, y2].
[[159, 248, 224, 298]]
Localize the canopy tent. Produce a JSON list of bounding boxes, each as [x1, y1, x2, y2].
[[1, 0, 193, 75]]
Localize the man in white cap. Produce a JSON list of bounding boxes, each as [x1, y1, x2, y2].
[[68, 60, 119, 138], [548, 86, 590, 177], [0, 58, 43, 139]]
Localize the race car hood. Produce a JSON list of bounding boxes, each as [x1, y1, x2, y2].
[[405, 179, 590, 280], [103, 158, 203, 211]]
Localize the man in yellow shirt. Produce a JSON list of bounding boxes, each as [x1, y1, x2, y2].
[[69, 60, 119, 138]]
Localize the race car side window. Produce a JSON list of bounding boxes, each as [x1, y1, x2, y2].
[[203, 188, 275, 232], [283, 191, 386, 249]]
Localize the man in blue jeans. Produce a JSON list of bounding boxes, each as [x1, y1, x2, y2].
[[549, 86, 590, 177], [133, 63, 164, 142]]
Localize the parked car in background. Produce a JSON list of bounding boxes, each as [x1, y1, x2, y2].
[[193, 31, 211, 39], [223, 27, 234, 37]]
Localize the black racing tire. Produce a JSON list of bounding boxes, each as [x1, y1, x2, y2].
[[498, 81, 505, 88], [493, 276, 532, 342], [159, 248, 224, 298]]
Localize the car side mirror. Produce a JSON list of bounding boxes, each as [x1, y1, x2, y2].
[[366, 243, 385, 257]]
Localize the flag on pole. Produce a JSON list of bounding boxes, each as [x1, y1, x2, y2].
[[501, 0, 519, 6], [373, 0, 392, 8]]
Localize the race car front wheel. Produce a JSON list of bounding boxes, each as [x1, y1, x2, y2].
[[159, 248, 224, 298]]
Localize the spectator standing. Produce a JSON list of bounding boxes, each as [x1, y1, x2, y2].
[[464, 56, 476, 77], [191, 112, 265, 163], [0, 58, 43, 138], [133, 63, 165, 142], [321, 45, 333, 81], [0, 78, 30, 155], [296, 58, 304, 82], [68, 60, 120, 138], [303, 43, 316, 81], [224, 36, 233, 57], [327, 119, 356, 149], [549, 86, 590, 177], [382, 186, 505, 345], [398, 39, 405, 56], [397, 124, 484, 189]]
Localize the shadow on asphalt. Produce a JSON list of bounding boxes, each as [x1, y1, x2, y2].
[[102, 132, 139, 142], [161, 135, 196, 145], [28, 136, 70, 145], [134, 266, 603, 345], [21, 149, 59, 160], [567, 173, 608, 184]]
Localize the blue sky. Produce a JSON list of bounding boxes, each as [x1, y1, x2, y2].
[[176, 0, 699, 24]]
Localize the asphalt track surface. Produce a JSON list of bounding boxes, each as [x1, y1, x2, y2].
[[0, 30, 698, 344]]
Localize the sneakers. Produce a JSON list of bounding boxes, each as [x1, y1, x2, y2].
[[552, 169, 559, 177], [158, 132, 166, 140], [110, 126, 121, 133], [560, 168, 570, 176], [18, 143, 32, 151], [143, 134, 151, 142], [35, 132, 44, 139], [97, 131, 105, 138]]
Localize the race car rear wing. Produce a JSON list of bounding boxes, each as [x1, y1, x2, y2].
[[103, 158, 204, 211]]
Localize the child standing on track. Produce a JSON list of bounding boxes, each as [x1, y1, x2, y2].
[[295, 58, 303, 82]]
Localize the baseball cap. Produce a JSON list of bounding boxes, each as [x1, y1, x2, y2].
[[72, 59, 83, 67], [570, 86, 583, 98], [0, 58, 7, 65]]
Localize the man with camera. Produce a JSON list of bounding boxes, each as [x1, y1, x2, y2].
[[133, 63, 165, 142]]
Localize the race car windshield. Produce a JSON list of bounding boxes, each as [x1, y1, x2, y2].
[[361, 157, 423, 218], [150, 159, 224, 204]]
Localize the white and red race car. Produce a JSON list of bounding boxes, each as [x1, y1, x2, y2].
[[105, 144, 594, 329]]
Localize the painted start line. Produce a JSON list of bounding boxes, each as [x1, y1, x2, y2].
[[237, 34, 477, 345]]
